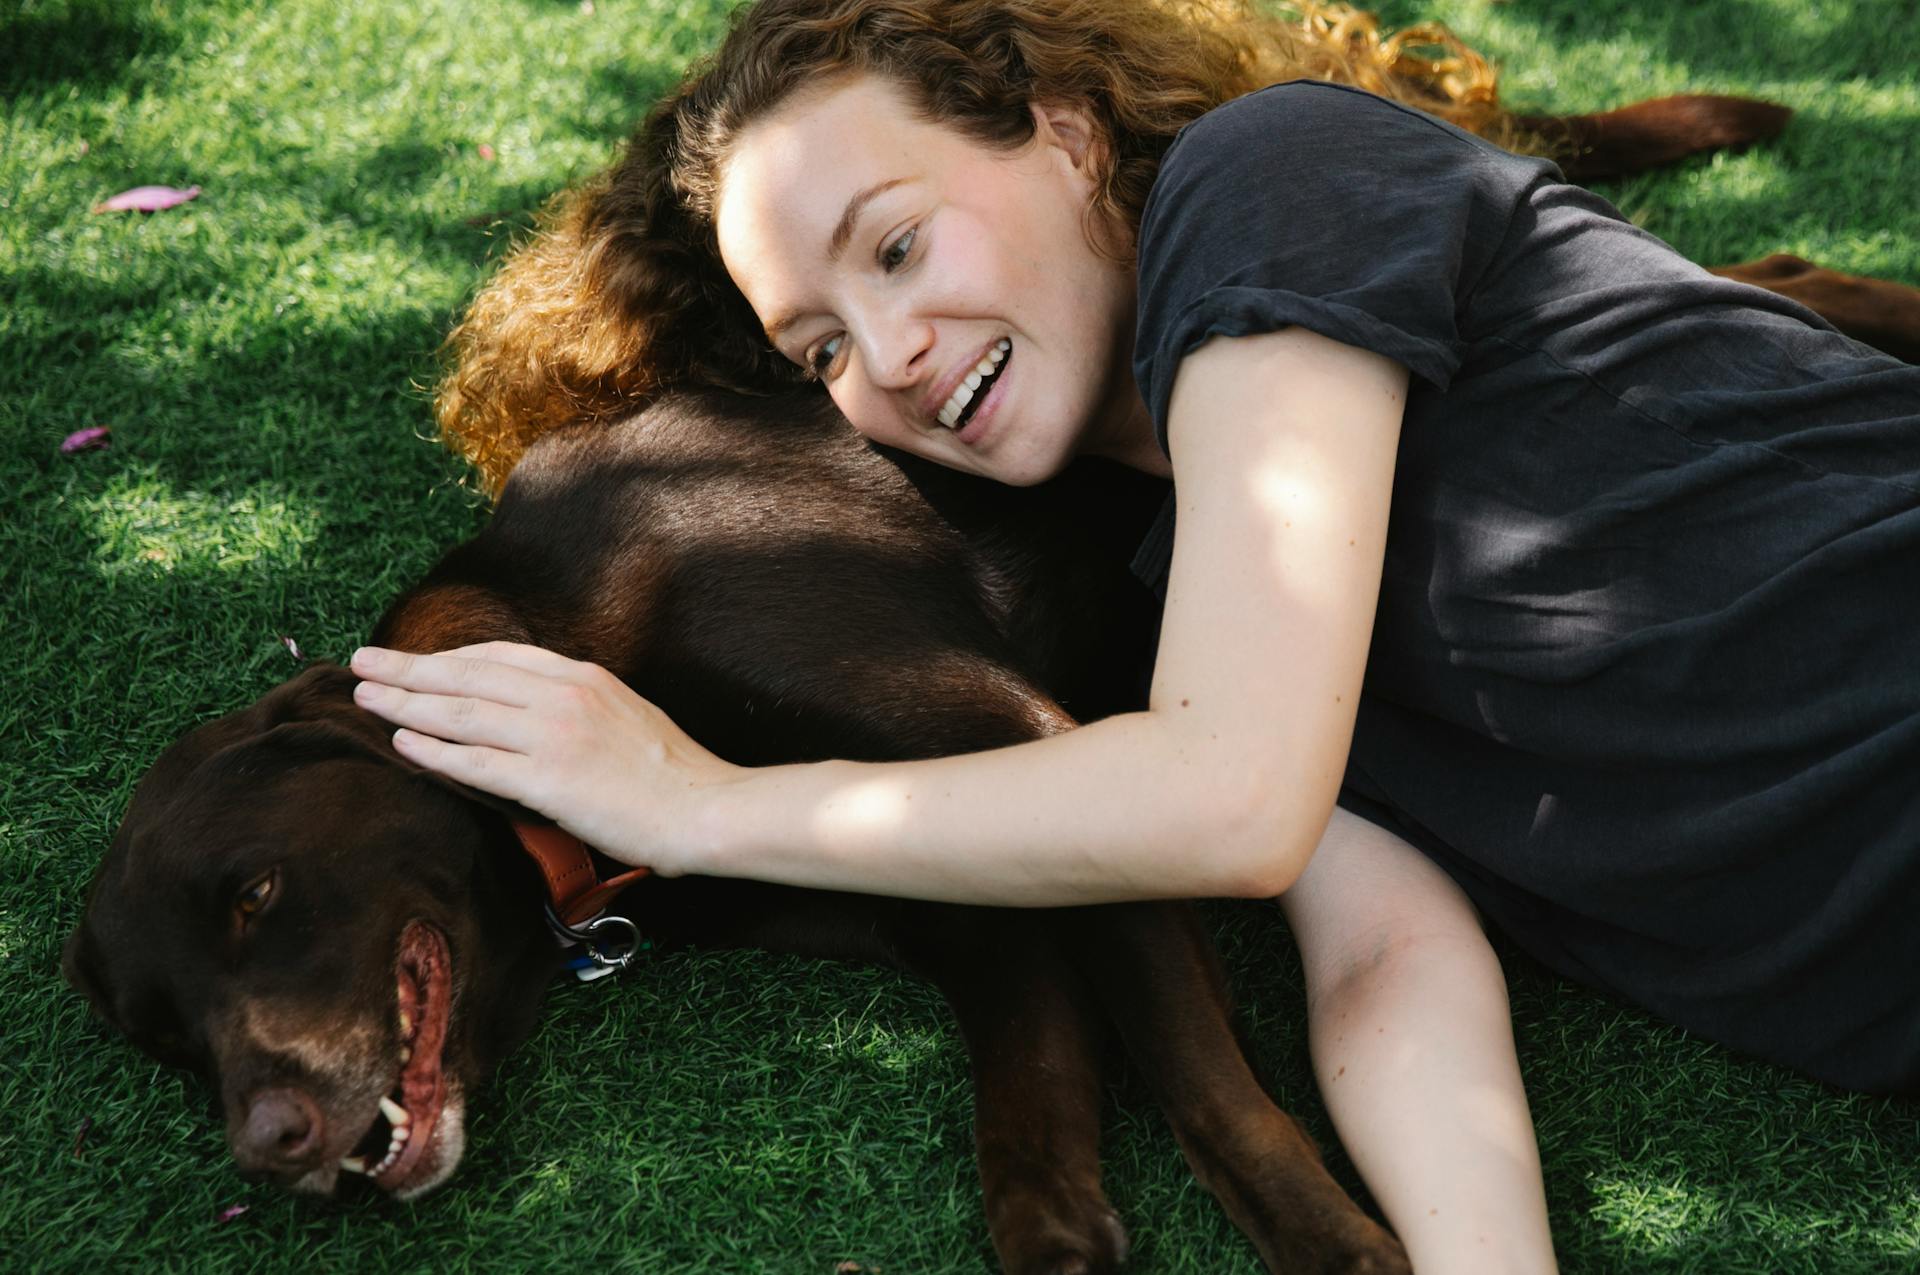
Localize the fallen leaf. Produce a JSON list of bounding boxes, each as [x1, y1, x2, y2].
[[93, 184, 201, 213], [217, 1204, 249, 1223], [477, 143, 496, 162], [278, 635, 308, 663], [60, 425, 111, 453]]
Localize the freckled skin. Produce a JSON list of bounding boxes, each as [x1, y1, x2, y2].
[[716, 76, 1162, 487]]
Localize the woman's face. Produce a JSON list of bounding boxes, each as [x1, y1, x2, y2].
[[714, 75, 1156, 485]]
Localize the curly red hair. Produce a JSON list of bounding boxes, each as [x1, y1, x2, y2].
[[438, 0, 1520, 492]]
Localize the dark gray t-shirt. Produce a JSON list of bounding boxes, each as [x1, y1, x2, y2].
[[1129, 81, 1920, 1093]]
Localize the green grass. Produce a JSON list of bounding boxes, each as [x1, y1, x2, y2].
[[3, 0, 1916, 1270]]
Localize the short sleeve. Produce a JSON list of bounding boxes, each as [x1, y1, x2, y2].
[[1131, 81, 1556, 453]]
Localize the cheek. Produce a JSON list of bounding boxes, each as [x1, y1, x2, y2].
[[828, 381, 899, 446]]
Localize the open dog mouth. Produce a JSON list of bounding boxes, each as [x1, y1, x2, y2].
[[338, 920, 455, 1197]]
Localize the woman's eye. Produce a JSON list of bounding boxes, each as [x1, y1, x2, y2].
[[808, 334, 844, 377], [880, 226, 916, 273]]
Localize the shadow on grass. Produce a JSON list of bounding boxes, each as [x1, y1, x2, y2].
[[569, 60, 696, 141], [1586, 104, 1920, 277], [0, 1, 179, 102], [1476, 0, 1918, 87]]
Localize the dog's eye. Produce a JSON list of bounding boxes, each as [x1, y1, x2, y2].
[[235, 870, 278, 919]]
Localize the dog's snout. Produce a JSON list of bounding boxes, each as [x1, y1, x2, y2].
[[234, 1088, 326, 1176]]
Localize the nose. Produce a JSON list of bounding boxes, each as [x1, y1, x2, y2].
[[232, 1087, 327, 1178], [862, 314, 935, 391]]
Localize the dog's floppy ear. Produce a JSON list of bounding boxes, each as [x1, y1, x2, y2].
[[247, 661, 534, 824], [61, 918, 111, 1020]]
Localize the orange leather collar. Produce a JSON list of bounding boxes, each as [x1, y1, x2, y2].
[[510, 822, 651, 927]]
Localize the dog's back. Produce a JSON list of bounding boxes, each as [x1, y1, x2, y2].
[[375, 390, 1168, 765]]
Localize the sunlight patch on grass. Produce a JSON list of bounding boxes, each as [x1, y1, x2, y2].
[[1589, 1172, 1723, 1250], [80, 468, 321, 576], [806, 1004, 951, 1074], [510, 1159, 581, 1213]]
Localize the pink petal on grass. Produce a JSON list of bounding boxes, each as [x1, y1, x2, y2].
[[477, 143, 496, 162], [218, 1204, 249, 1223], [93, 184, 201, 213], [278, 634, 308, 663], [60, 425, 111, 454]]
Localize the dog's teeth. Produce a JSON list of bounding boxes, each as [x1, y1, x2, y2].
[[398, 1045, 412, 1065], [398, 1009, 412, 1036], [340, 1156, 368, 1174], [393, 1122, 411, 1144], [379, 1095, 411, 1127]]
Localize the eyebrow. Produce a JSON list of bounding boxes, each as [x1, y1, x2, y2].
[[763, 177, 910, 345]]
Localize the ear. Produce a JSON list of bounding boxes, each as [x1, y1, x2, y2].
[[1029, 99, 1102, 171], [247, 663, 537, 825], [61, 920, 111, 1021]]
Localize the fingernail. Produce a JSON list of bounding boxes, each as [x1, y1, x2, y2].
[[351, 646, 384, 670], [353, 682, 386, 704]]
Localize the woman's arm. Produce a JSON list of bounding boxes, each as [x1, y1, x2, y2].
[[350, 326, 1407, 906], [1284, 807, 1558, 1274]]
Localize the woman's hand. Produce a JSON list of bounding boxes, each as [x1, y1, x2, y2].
[[348, 642, 740, 872]]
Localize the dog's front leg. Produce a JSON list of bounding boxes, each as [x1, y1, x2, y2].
[[1062, 903, 1410, 1275], [896, 909, 1127, 1275]]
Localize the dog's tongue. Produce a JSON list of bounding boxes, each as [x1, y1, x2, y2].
[[372, 922, 452, 1189], [396, 921, 450, 1103]]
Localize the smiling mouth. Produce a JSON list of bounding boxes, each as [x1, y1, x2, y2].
[[338, 920, 454, 1196], [937, 339, 1011, 431]]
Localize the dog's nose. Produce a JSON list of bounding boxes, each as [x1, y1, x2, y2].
[[233, 1088, 327, 1176]]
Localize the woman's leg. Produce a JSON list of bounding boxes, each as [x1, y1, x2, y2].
[[1280, 806, 1558, 1275]]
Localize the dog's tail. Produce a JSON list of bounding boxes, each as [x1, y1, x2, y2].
[[1514, 95, 1793, 183]]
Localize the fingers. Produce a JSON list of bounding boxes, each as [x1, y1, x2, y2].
[[353, 680, 528, 750], [389, 730, 533, 802], [349, 644, 562, 706], [429, 641, 587, 676]]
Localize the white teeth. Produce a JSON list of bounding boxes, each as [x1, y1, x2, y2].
[[380, 1096, 411, 1127], [937, 341, 1009, 429], [371, 1129, 412, 1178], [398, 1045, 412, 1065], [398, 1009, 411, 1036], [340, 1156, 368, 1174]]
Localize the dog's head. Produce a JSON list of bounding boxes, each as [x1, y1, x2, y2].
[[64, 663, 561, 1199]]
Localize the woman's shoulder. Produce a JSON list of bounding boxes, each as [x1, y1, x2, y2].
[[1164, 80, 1518, 173], [1139, 80, 1555, 267]]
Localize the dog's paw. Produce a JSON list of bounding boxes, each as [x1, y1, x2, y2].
[[985, 1165, 1130, 1275], [1291, 1224, 1412, 1275]]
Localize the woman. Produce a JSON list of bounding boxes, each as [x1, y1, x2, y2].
[[350, 1, 1920, 1269]]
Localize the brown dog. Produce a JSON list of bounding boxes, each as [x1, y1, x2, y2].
[[64, 390, 1411, 1275]]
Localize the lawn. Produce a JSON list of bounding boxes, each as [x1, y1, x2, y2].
[[3, 0, 1916, 1271]]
